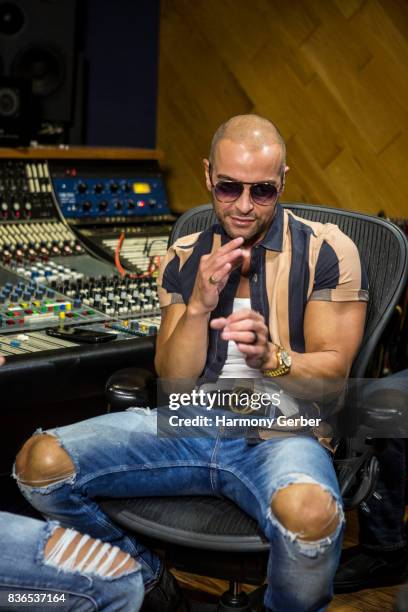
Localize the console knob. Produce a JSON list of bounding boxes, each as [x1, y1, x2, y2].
[[78, 182, 88, 194]]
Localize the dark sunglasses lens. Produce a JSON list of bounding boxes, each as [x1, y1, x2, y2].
[[214, 181, 243, 202], [250, 183, 278, 205]]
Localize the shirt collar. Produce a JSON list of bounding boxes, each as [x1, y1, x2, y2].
[[259, 203, 284, 251], [214, 203, 284, 252]]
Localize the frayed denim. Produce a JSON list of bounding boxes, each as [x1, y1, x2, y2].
[[15, 407, 343, 611]]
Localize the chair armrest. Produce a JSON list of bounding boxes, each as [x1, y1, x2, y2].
[[360, 387, 408, 435], [338, 379, 408, 437], [105, 367, 155, 410]]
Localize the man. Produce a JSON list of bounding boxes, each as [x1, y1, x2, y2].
[[0, 512, 144, 611], [335, 371, 408, 593], [0, 356, 144, 612], [14, 115, 368, 611]]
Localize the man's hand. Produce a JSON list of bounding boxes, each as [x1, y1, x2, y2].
[[210, 308, 276, 369], [187, 237, 244, 316], [0, 357, 5, 366]]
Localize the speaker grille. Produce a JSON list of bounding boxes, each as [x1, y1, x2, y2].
[[12, 45, 64, 96], [0, 2, 25, 36]]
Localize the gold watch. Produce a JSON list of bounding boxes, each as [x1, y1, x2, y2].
[[262, 346, 292, 377]]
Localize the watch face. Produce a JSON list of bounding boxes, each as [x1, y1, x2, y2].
[[281, 350, 292, 368]]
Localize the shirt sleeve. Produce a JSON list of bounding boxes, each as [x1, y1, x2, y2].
[[156, 245, 185, 307], [309, 225, 369, 302]]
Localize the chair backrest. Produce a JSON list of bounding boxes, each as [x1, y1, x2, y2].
[[169, 202, 408, 378]]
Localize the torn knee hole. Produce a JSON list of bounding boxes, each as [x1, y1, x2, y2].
[[15, 434, 75, 487], [44, 527, 136, 578], [271, 482, 340, 541]]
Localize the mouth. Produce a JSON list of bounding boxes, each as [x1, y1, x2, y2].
[[229, 216, 256, 227]]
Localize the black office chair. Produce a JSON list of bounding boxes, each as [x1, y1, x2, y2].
[[396, 583, 408, 612], [101, 203, 408, 611]]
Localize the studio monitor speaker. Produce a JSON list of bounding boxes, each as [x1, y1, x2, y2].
[[0, 75, 31, 144], [0, 0, 77, 127]]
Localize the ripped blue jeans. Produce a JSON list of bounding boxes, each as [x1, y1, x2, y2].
[[15, 407, 344, 612], [0, 511, 143, 611]]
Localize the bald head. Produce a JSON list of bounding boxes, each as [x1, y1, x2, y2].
[[209, 114, 286, 172]]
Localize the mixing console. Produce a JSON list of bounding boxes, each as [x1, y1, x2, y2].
[[0, 330, 81, 357], [106, 316, 160, 337], [3, 255, 160, 318], [0, 153, 170, 368], [0, 220, 84, 262], [77, 224, 170, 275], [0, 157, 172, 275], [102, 233, 168, 272], [50, 159, 171, 223], [0, 265, 108, 333], [0, 150, 171, 504], [0, 159, 85, 265], [0, 315, 161, 359], [0, 160, 53, 220]]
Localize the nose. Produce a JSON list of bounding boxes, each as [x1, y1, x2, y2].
[[235, 185, 254, 215]]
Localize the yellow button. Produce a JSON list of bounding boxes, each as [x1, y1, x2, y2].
[[132, 182, 151, 194]]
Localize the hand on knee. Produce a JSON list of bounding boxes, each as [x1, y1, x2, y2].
[[44, 527, 137, 578], [15, 434, 75, 487], [271, 483, 340, 541]]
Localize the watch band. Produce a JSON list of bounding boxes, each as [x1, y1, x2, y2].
[[262, 364, 289, 377], [262, 345, 291, 377]]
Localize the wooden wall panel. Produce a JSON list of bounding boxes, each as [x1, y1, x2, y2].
[[158, 0, 408, 217]]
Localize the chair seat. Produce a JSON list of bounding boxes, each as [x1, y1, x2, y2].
[[101, 496, 269, 552]]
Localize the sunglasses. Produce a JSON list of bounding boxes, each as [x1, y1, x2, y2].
[[208, 165, 282, 206]]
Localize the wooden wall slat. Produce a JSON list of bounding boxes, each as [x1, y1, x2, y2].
[[158, 0, 408, 217]]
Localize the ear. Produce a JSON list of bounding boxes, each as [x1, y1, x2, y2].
[[203, 158, 212, 192], [279, 165, 289, 193]]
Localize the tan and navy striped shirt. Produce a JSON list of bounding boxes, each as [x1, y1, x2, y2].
[[157, 204, 369, 381]]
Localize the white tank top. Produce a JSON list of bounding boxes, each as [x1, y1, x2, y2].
[[219, 298, 260, 378]]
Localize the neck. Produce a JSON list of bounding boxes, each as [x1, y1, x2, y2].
[[242, 233, 264, 248]]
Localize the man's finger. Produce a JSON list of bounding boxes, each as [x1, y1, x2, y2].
[[221, 330, 258, 344], [224, 309, 262, 323], [210, 317, 228, 330], [236, 343, 263, 357], [206, 249, 243, 273], [223, 318, 266, 333], [205, 263, 233, 287], [216, 236, 244, 254]]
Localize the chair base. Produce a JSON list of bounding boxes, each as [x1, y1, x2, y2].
[[188, 584, 265, 612]]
